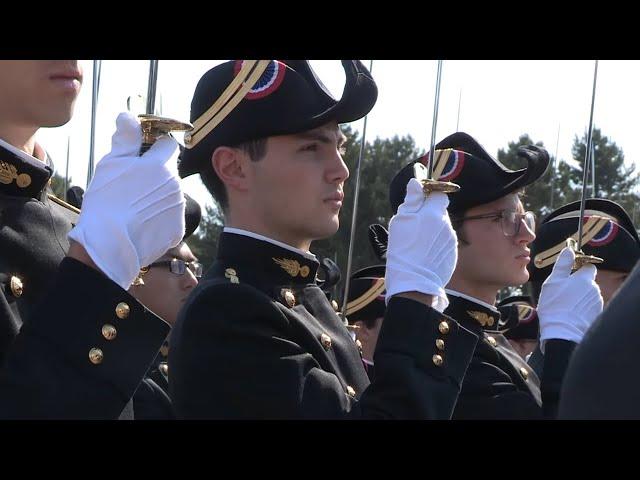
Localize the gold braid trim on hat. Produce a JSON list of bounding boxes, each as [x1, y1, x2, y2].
[[345, 278, 385, 316], [534, 215, 609, 269], [185, 60, 271, 149]]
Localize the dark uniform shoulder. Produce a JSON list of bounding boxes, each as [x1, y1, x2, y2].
[[180, 273, 291, 330], [46, 193, 80, 224], [47, 193, 80, 214]]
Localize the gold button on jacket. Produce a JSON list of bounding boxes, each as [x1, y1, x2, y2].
[[115, 302, 130, 319]]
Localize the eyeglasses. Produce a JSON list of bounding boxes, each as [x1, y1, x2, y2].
[[148, 258, 203, 278], [452, 210, 536, 237]]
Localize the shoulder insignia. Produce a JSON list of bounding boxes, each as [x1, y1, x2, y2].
[[224, 268, 239, 284], [467, 310, 495, 327], [0, 161, 31, 188], [273, 257, 309, 278]]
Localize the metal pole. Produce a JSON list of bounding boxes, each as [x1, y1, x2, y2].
[[577, 60, 599, 251], [86, 60, 102, 187], [456, 88, 462, 131], [146, 60, 159, 115], [591, 141, 596, 197], [64, 136, 70, 201], [550, 123, 560, 210], [427, 60, 443, 179], [340, 60, 374, 320]]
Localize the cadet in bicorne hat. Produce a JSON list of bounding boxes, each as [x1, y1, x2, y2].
[[557, 202, 640, 419], [388, 131, 602, 419], [529, 198, 640, 305], [496, 295, 539, 361], [526, 198, 640, 379], [559, 258, 640, 418], [343, 264, 386, 382], [169, 60, 480, 419], [0, 62, 180, 419], [126, 193, 203, 419]]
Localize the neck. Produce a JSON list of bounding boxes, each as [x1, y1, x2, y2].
[[226, 210, 312, 252], [0, 123, 39, 160], [447, 272, 499, 306]]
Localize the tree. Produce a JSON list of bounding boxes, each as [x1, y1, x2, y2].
[[495, 129, 640, 301], [496, 134, 575, 218], [568, 128, 640, 219], [495, 129, 640, 223]]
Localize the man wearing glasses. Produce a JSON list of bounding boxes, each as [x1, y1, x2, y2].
[[119, 194, 202, 419], [130, 194, 203, 328], [389, 132, 603, 419]]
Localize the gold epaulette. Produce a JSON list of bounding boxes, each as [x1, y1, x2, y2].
[[47, 193, 80, 214]]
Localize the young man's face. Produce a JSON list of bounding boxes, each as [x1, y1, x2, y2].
[[0, 60, 83, 129], [455, 193, 535, 292], [596, 268, 628, 305], [247, 121, 349, 249], [129, 242, 199, 326]]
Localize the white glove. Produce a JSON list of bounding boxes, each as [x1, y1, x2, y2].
[[68, 112, 185, 290], [385, 178, 458, 312], [537, 246, 603, 351]]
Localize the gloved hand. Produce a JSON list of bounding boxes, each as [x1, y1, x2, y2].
[[68, 112, 185, 290], [385, 177, 458, 312], [537, 246, 603, 351]]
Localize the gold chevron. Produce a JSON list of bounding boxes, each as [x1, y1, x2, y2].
[[345, 278, 386, 316], [273, 257, 308, 278], [517, 304, 534, 321], [467, 310, 495, 327], [534, 215, 610, 269], [47, 193, 80, 214], [191, 60, 258, 132], [186, 60, 271, 149], [433, 149, 454, 180]]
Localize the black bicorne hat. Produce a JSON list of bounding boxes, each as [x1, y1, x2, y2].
[[389, 132, 550, 215], [529, 198, 640, 283], [183, 193, 202, 241], [62, 187, 201, 242], [179, 60, 378, 178], [497, 295, 539, 341], [344, 265, 386, 324]]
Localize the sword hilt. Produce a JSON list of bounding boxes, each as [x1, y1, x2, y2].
[[138, 114, 193, 155], [414, 162, 460, 195], [566, 237, 603, 272]]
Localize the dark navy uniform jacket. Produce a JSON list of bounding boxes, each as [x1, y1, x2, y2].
[[0, 142, 170, 419], [445, 291, 575, 419], [170, 231, 481, 419], [559, 259, 640, 419], [0, 142, 78, 365]]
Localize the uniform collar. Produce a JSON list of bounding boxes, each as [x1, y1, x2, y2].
[[223, 227, 317, 262], [0, 138, 52, 199], [216, 230, 320, 287], [445, 289, 502, 330]]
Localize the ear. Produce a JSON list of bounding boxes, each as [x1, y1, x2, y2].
[[211, 146, 251, 193]]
